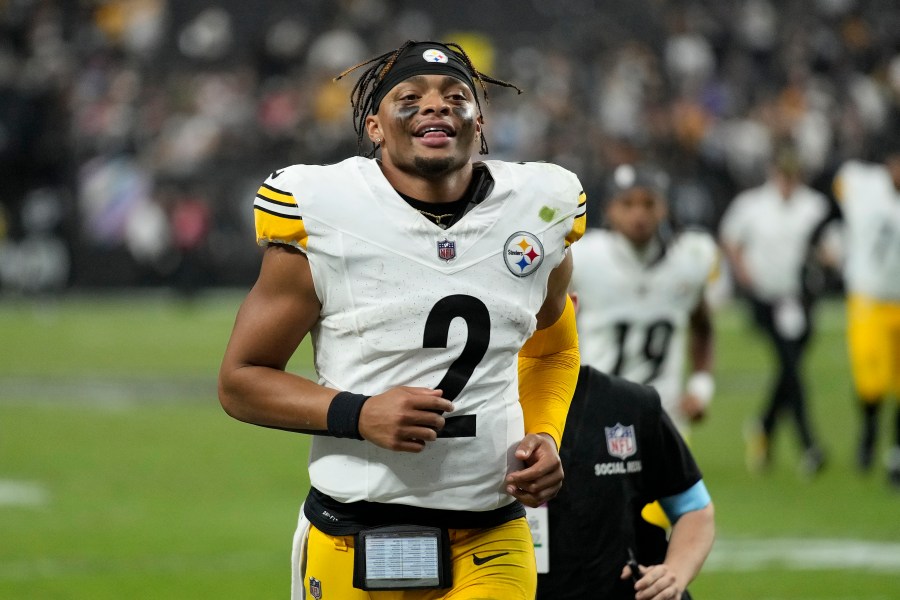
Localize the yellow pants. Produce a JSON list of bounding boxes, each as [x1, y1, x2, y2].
[[296, 516, 536, 600], [847, 294, 900, 402]]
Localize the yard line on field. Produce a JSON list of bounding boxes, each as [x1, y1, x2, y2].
[[0, 480, 48, 507], [706, 538, 900, 572], [2, 537, 898, 581]]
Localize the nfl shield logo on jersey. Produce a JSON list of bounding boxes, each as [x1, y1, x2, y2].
[[309, 576, 322, 599], [437, 239, 457, 261], [605, 423, 637, 460]]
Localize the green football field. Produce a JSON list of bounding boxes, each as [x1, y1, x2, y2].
[[1, 292, 898, 599]]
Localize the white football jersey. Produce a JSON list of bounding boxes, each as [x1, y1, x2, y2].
[[570, 229, 717, 430], [835, 160, 900, 300], [253, 157, 586, 511]]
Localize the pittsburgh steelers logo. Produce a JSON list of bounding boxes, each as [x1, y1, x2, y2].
[[422, 49, 449, 63], [504, 232, 544, 277]]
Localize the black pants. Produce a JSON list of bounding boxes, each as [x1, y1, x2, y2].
[[750, 297, 818, 450]]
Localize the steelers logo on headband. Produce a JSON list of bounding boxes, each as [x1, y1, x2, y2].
[[422, 49, 448, 63], [370, 41, 478, 113]]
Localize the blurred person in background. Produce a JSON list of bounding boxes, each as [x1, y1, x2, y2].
[[832, 134, 900, 488], [168, 184, 212, 298], [535, 293, 715, 600], [4, 1, 897, 292], [719, 144, 832, 478], [218, 40, 587, 599], [570, 162, 718, 439]]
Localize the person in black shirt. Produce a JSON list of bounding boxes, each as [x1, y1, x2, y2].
[[536, 323, 715, 598]]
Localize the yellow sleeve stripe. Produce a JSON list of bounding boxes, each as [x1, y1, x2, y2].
[[254, 201, 302, 220], [254, 184, 301, 220], [257, 183, 295, 204], [255, 210, 309, 249], [565, 192, 587, 247], [253, 183, 308, 249]]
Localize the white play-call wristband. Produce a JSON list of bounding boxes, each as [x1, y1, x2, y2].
[[686, 371, 715, 407]]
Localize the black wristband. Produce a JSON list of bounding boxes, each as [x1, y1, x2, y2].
[[326, 391, 370, 439]]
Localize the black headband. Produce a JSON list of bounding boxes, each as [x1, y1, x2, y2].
[[605, 163, 671, 201], [371, 42, 478, 114]]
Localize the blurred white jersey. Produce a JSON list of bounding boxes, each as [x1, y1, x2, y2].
[[253, 156, 586, 511], [835, 160, 900, 300], [719, 182, 830, 302], [570, 229, 717, 429]]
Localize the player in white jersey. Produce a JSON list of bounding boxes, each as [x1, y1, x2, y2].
[[218, 41, 586, 599], [833, 140, 900, 487], [571, 163, 717, 437]]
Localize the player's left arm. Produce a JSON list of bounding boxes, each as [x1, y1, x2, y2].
[[507, 251, 579, 507], [681, 297, 715, 422]]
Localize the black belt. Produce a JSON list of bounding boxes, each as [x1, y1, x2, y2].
[[304, 487, 525, 536]]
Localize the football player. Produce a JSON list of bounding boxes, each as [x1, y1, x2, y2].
[[570, 163, 718, 438], [218, 40, 586, 599], [833, 138, 900, 487]]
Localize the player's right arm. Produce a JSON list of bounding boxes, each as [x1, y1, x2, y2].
[[680, 298, 715, 422], [218, 244, 330, 430], [218, 243, 453, 451]]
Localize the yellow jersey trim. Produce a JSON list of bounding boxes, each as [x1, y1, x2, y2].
[[565, 192, 587, 248]]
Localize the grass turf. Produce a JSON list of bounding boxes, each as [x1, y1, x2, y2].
[[1, 291, 898, 598]]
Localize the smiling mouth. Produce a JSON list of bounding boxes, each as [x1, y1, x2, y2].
[[414, 126, 455, 138]]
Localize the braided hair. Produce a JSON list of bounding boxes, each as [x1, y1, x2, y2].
[[334, 40, 522, 156]]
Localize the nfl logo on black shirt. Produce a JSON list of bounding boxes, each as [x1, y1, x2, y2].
[[605, 423, 637, 460], [437, 239, 456, 261]]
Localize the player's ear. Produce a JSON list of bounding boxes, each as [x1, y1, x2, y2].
[[365, 115, 383, 146]]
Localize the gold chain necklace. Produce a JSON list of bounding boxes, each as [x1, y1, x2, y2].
[[416, 209, 456, 226]]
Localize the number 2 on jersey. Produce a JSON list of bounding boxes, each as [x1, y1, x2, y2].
[[422, 294, 490, 437]]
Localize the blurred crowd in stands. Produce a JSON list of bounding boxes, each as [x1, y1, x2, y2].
[[0, 0, 898, 292]]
